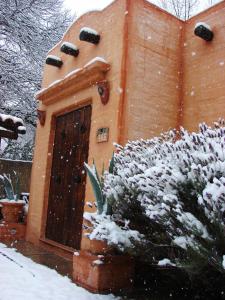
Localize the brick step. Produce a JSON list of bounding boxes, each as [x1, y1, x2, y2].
[[0, 222, 26, 241]]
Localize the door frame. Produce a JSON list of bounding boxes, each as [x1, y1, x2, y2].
[[40, 98, 92, 252]]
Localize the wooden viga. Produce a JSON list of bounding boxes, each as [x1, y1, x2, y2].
[[0, 113, 26, 141]]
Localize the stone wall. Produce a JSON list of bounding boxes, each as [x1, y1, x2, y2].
[[0, 159, 32, 198]]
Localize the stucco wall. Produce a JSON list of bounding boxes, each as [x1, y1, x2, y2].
[[182, 2, 225, 131], [26, 0, 225, 254], [121, 0, 183, 143], [26, 0, 127, 247]]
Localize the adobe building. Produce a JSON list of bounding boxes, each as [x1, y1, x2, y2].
[[26, 0, 225, 260]]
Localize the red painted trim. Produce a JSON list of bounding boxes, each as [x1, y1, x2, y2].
[[176, 24, 186, 132], [117, 0, 131, 146]]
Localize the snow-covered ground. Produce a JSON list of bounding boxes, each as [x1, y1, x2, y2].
[[0, 243, 118, 300]]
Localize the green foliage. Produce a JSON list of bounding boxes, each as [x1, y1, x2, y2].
[[108, 152, 114, 174], [101, 122, 225, 297], [0, 173, 20, 201], [14, 173, 20, 201], [84, 163, 105, 214], [84, 154, 114, 215]]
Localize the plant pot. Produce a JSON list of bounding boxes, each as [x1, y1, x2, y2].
[[76, 215, 134, 293], [1, 202, 24, 223], [81, 218, 114, 254], [81, 236, 115, 255], [73, 250, 134, 294]]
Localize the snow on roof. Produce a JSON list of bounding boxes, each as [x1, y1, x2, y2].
[[80, 27, 99, 36], [37, 56, 109, 95], [48, 79, 62, 88], [64, 68, 82, 78], [46, 1, 114, 59], [84, 57, 108, 68], [34, 88, 47, 97]]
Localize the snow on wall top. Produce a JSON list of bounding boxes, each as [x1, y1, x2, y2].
[[84, 57, 107, 68], [37, 56, 109, 96], [46, 0, 119, 58], [46, 9, 103, 56]]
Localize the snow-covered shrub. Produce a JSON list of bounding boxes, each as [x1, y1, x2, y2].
[[100, 120, 225, 276], [84, 156, 143, 251], [83, 212, 142, 251]]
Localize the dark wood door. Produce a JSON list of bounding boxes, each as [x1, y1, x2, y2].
[[46, 105, 92, 249]]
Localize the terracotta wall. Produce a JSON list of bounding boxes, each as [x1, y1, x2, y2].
[[182, 2, 225, 131], [121, 0, 183, 143], [26, 0, 127, 246], [26, 0, 225, 253]]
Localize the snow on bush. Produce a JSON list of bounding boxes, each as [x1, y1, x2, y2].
[[99, 120, 225, 272], [84, 212, 142, 251], [158, 258, 176, 267]]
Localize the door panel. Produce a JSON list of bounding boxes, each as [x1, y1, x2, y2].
[[46, 105, 92, 249]]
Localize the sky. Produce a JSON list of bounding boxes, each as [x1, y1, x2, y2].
[[63, 0, 221, 18], [63, 0, 114, 16]]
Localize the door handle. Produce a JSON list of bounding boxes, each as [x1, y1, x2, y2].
[[54, 175, 61, 184], [80, 124, 86, 134], [73, 175, 81, 184]]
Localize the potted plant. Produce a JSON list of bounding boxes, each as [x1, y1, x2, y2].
[[73, 156, 135, 293], [81, 157, 114, 253], [0, 174, 25, 223]]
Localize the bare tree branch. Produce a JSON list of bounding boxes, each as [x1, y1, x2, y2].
[[0, 0, 74, 159], [156, 0, 199, 20]]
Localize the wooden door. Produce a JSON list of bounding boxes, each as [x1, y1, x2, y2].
[[45, 105, 92, 249]]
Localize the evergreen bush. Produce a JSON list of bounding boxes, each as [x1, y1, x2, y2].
[[89, 120, 225, 296]]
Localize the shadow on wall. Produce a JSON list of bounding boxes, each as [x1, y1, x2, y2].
[[0, 159, 32, 199]]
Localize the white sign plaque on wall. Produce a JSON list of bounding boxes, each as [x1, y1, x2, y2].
[[97, 127, 109, 143]]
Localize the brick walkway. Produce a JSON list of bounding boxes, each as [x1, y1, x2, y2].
[[3, 240, 73, 279]]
